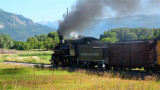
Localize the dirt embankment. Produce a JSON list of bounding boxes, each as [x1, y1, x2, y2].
[[0, 48, 19, 54]]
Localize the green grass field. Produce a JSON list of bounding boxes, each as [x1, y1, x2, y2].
[[0, 64, 160, 90], [0, 51, 53, 64], [1, 51, 160, 90]]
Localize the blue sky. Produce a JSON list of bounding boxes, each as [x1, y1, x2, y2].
[[0, 0, 160, 22], [0, 0, 76, 22]]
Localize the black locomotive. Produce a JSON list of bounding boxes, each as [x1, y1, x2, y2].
[[50, 36, 160, 72]]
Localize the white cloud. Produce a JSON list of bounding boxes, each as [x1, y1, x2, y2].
[[0, 24, 4, 28]]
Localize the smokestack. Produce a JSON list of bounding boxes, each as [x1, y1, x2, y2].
[[59, 36, 64, 44]]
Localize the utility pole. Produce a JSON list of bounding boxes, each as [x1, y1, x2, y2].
[[63, 8, 69, 19], [67, 8, 68, 17]]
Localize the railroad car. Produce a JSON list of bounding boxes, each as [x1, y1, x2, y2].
[[108, 40, 159, 72]]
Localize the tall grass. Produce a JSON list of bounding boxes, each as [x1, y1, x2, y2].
[[17, 51, 53, 56], [1, 51, 160, 89], [0, 49, 19, 54], [0, 51, 53, 64], [0, 64, 160, 90]]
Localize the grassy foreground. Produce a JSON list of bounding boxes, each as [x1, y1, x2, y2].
[[0, 64, 160, 90], [0, 51, 53, 64], [1, 51, 160, 89]]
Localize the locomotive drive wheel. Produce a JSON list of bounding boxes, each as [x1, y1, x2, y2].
[[144, 67, 158, 73], [105, 66, 111, 70], [113, 67, 118, 70], [144, 67, 150, 72], [151, 68, 158, 73]]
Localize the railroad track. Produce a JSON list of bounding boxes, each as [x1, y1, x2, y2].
[[3, 61, 52, 68], [3, 61, 160, 80]]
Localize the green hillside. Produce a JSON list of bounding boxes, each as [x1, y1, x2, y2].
[[0, 9, 55, 41]]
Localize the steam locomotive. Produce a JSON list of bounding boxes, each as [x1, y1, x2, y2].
[[50, 36, 160, 72]]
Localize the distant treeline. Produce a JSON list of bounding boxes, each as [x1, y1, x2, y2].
[[1, 28, 160, 50], [0, 32, 59, 50], [100, 28, 160, 43]]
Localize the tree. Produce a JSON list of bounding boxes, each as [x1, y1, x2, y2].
[[12, 41, 30, 50], [137, 28, 154, 39], [47, 32, 58, 40], [44, 38, 54, 50], [48, 32, 59, 46], [100, 31, 118, 43], [27, 37, 38, 49], [0, 34, 14, 49], [35, 34, 47, 41], [37, 41, 45, 49], [100, 28, 157, 42], [122, 32, 137, 41], [101, 31, 117, 39], [101, 37, 118, 43]]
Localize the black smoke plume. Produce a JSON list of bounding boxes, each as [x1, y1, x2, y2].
[[58, 0, 160, 37]]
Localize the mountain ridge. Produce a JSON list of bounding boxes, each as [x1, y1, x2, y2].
[[0, 10, 55, 41], [39, 14, 160, 38]]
